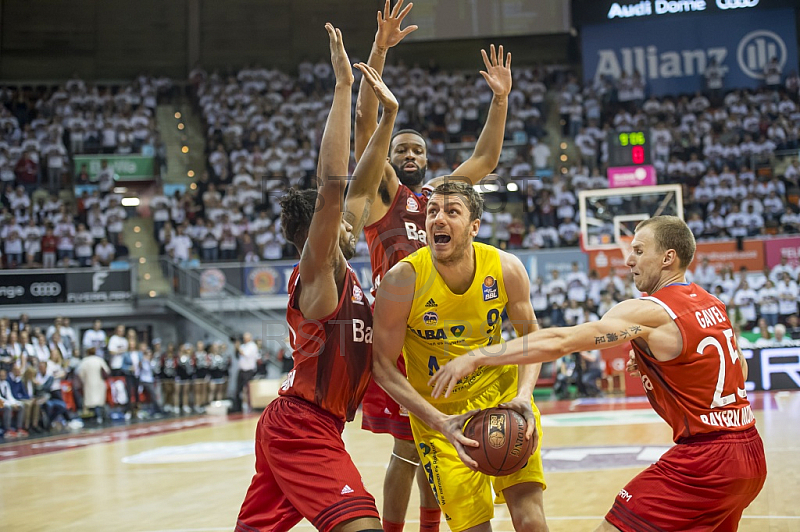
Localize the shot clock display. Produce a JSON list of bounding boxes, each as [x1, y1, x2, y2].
[[608, 129, 651, 167]]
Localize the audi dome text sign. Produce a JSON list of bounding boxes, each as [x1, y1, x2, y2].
[[581, 8, 798, 95], [0, 273, 66, 305], [607, 0, 763, 19]]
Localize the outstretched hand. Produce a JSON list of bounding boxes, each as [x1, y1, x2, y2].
[[354, 63, 398, 113], [326, 23, 354, 86], [480, 44, 512, 97], [375, 0, 418, 49], [428, 354, 479, 399], [626, 349, 640, 377]]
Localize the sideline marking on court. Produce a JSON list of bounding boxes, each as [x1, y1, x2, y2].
[[122, 441, 253, 464], [541, 409, 663, 427]]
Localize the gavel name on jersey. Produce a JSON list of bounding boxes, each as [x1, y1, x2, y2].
[[401, 243, 518, 406], [364, 184, 427, 294], [633, 283, 756, 442], [281, 263, 374, 423]]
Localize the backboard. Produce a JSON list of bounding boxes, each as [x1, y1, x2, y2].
[[579, 184, 684, 254]]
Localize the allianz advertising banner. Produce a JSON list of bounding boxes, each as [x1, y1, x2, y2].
[[581, 8, 798, 95]]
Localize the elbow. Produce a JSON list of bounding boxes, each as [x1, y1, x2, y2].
[[371, 354, 392, 387]]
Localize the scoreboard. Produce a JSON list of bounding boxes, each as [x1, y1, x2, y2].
[[608, 130, 651, 168]]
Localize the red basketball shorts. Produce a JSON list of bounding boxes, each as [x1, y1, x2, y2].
[[606, 426, 767, 532], [361, 354, 413, 441], [236, 396, 379, 532]]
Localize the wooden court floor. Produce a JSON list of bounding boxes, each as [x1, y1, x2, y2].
[[1, 391, 798, 532]]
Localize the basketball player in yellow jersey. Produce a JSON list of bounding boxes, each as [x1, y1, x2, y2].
[[372, 181, 548, 532]]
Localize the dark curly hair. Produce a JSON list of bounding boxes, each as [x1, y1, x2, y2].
[[280, 188, 317, 249]]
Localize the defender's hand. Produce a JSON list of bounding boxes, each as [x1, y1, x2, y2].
[[354, 63, 398, 113], [375, 0, 418, 49], [326, 24, 354, 86], [499, 397, 537, 442], [429, 355, 479, 399], [480, 44, 512, 97], [436, 409, 480, 471], [626, 349, 640, 377]]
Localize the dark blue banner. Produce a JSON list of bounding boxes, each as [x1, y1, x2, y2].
[[581, 8, 798, 95]]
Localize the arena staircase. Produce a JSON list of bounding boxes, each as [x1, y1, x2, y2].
[[127, 99, 280, 340]]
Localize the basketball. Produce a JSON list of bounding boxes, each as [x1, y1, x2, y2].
[[463, 407, 535, 476]]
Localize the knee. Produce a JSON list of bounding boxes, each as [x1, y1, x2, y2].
[[392, 438, 419, 463]]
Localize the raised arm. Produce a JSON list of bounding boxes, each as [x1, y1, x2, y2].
[[498, 252, 541, 440], [430, 299, 668, 398], [344, 63, 398, 236], [451, 44, 513, 184], [301, 24, 353, 284], [354, 0, 417, 161]]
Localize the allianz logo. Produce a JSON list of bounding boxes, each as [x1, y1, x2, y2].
[[608, 0, 758, 18], [593, 30, 786, 81]]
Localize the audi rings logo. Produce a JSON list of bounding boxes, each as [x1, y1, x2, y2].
[[30, 282, 62, 297], [716, 0, 759, 9], [737, 30, 787, 80]]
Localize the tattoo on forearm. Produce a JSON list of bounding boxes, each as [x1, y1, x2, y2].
[[343, 198, 373, 234], [595, 325, 642, 345]]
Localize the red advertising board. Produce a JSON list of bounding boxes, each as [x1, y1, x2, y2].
[[693, 239, 765, 272], [588, 239, 765, 278], [586, 248, 629, 278], [764, 236, 800, 269]]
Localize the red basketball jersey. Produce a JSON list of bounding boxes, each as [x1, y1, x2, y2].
[[633, 282, 755, 442], [281, 263, 373, 422], [363, 184, 427, 294]]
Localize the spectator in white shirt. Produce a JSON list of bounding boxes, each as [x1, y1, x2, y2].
[[732, 280, 758, 329], [82, 320, 107, 357], [107, 325, 128, 376], [758, 279, 780, 327], [777, 272, 799, 320], [558, 217, 580, 247], [166, 226, 193, 262], [234, 332, 259, 413], [770, 257, 800, 283], [94, 237, 116, 266], [565, 262, 589, 303]]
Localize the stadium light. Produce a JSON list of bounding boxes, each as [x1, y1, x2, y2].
[[507, 182, 519, 192], [121, 198, 140, 207]]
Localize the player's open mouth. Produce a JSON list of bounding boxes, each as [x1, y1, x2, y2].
[[434, 233, 451, 244], [404, 163, 418, 171]]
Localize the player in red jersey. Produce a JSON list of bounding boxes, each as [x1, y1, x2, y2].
[[431, 216, 767, 532], [236, 25, 399, 532], [352, 3, 515, 530]]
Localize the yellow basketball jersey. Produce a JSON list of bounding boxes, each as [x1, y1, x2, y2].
[[400, 243, 517, 407]]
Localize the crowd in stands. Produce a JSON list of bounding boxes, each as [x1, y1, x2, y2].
[[0, 313, 289, 440], [0, 185, 130, 268], [0, 74, 172, 269], [182, 60, 800, 260], [530, 258, 800, 342], [549, 71, 800, 245]]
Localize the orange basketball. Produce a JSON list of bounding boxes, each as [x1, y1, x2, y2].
[[463, 407, 534, 476]]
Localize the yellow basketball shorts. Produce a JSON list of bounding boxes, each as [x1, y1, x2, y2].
[[410, 379, 546, 532]]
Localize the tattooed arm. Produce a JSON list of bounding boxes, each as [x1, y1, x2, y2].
[[430, 299, 677, 399]]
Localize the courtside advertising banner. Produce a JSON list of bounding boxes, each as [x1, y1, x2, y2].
[[764, 236, 800, 269], [581, 8, 798, 95]]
